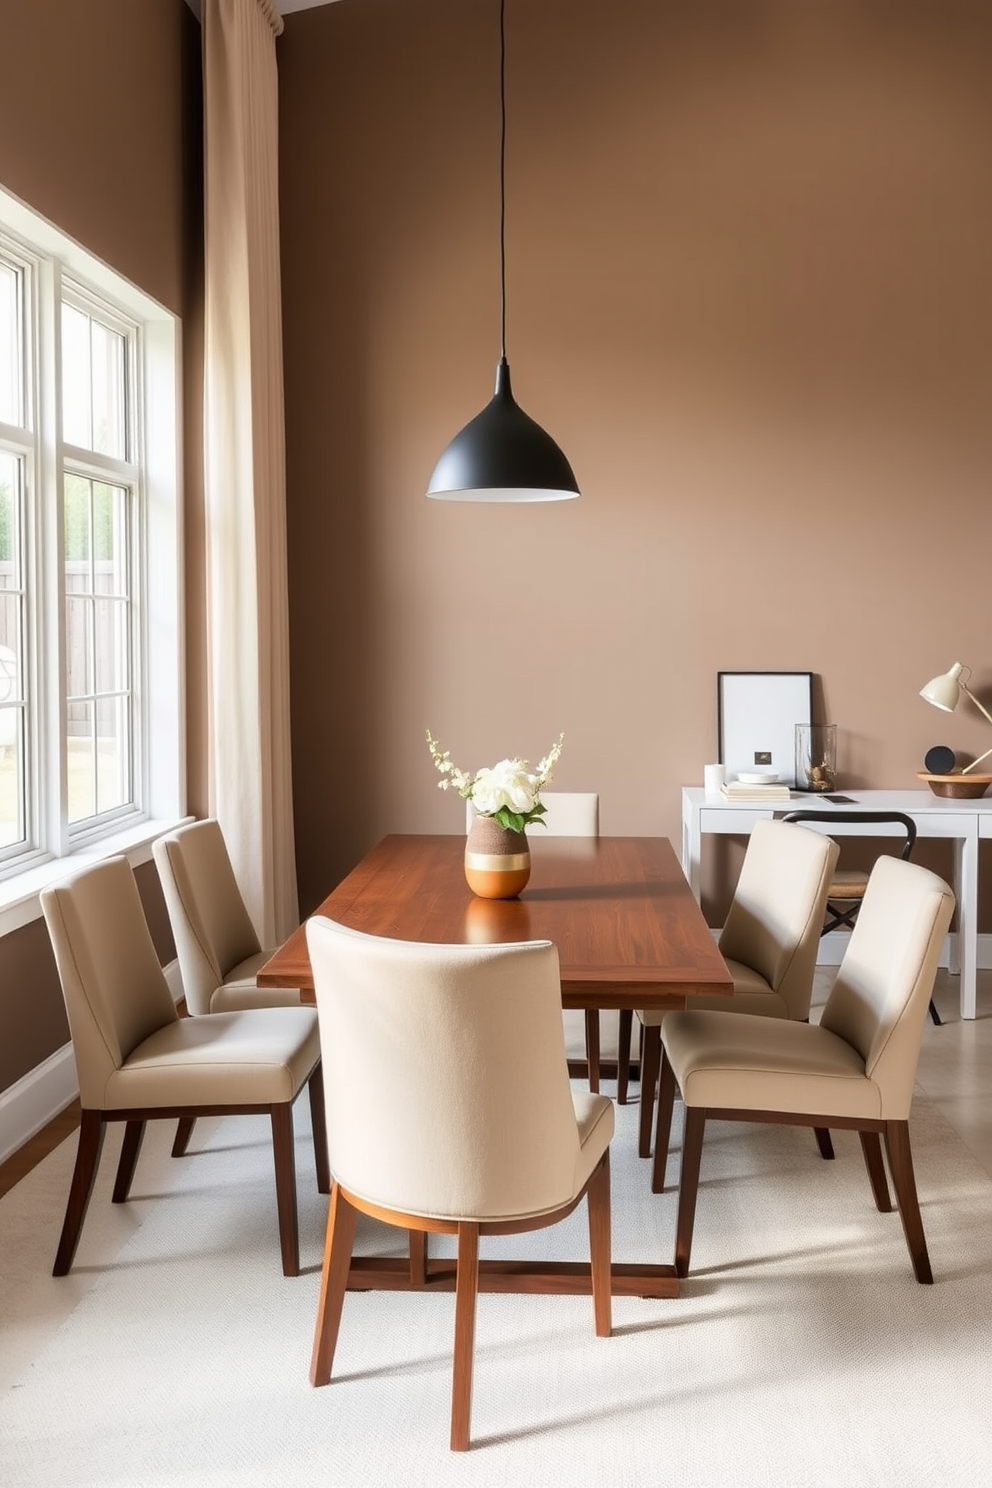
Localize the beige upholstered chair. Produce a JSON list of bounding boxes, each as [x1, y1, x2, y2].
[[41, 857, 329, 1278], [533, 789, 599, 838], [305, 918, 614, 1452], [464, 790, 599, 838], [635, 818, 840, 1161], [782, 808, 941, 1029], [654, 855, 954, 1283], [153, 818, 301, 1015]]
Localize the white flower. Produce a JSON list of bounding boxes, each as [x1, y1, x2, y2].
[[426, 729, 565, 832], [470, 759, 540, 817]]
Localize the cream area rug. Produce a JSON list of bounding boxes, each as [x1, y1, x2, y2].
[[1, 1088, 990, 1488]]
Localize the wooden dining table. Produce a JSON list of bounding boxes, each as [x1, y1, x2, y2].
[[258, 832, 732, 1298]]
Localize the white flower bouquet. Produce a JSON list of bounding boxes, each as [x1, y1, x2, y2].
[[426, 729, 564, 834]]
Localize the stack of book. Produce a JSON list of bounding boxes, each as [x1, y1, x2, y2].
[[721, 778, 793, 801]]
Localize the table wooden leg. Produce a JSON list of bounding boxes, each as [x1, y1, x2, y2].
[[584, 1008, 601, 1093], [639, 1025, 662, 1158]]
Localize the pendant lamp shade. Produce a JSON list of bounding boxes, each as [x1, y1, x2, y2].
[[427, 358, 579, 502], [426, 0, 579, 503]]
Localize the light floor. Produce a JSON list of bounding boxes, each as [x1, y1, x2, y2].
[[813, 963, 992, 1181]]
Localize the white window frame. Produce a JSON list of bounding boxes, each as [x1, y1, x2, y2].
[[0, 183, 186, 936]]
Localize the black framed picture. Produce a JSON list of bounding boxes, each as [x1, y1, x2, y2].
[[717, 671, 813, 787]]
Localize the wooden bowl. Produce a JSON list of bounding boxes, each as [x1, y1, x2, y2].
[[916, 771, 992, 799]]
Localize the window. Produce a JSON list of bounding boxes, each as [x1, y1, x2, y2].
[[0, 185, 183, 923]]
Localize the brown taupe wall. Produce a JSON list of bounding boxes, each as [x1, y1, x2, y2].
[[0, 0, 203, 1093], [278, 0, 992, 919]]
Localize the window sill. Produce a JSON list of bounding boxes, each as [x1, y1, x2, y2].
[[0, 816, 193, 938]]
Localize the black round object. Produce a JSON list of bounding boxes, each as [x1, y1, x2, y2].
[[924, 745, 956, 774]]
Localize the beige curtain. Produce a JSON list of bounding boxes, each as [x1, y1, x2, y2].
[[202, 0, 298, 945]]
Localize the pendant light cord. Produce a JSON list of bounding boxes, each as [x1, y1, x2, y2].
[[499, 0, 507, 360], [426, 0, 580, 498]]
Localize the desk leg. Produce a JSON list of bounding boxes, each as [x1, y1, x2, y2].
[[954, 836, 978, 1020], [949, 839, 962, 979], [682, 809, 702, 901]]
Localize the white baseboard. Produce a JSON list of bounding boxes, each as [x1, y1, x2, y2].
[[0, 959, 185, 1167], [0, 1041, 78, 1166], [0, 1043, 78, 1167]]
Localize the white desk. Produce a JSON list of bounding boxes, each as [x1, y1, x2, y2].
[[682, 787, 992, 1020]]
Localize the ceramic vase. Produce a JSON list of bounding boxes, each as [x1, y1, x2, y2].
[[464, 814, 531, 899]]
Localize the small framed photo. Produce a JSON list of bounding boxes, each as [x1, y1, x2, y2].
[[717, 671, 813, 786]]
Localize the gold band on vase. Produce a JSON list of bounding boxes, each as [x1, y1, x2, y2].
[[464, 850, 531, 872]]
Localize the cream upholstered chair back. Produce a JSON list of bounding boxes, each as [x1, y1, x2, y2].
[[717, 819, 840, 1020], [465, 791, 598, 836], [820, 855, 953, 1117], [306, 919, 584, 1221], [533, 791, 599, 836], [153, 819, 261, 1015], [41, 857, 179, 1107]]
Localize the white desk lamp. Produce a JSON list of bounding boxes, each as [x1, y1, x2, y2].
[[919, 662, 992, 775]]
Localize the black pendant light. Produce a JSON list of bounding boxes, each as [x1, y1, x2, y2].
[[426, 0, 579, 503]]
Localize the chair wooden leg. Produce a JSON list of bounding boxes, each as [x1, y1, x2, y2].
[[586, 1153, 612, 1338], [310, 1183, 359, 1386], [172, 1116, 197, 1157], [638, 1025, 662, 1158], [451, 1222, 480, 1452], [884, 1119, 933, 1284], [651, 1049, 678, 1194], [112, 1119, 146, 1202], [53, 1109, 105, 1277], [859, 1130, 892, 1212], [308, 1064, 331, 1194], [269, 1103, 300, 1277], [675, 1106, 706, 1279], [584, 1009, 601, 1093], [409, 1230, 428, 1285], [616, 1009, 633, 1104], [814, 1127, 835, 1160]]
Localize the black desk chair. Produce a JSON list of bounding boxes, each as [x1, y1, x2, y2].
[[781, 810, 941, 1027]]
